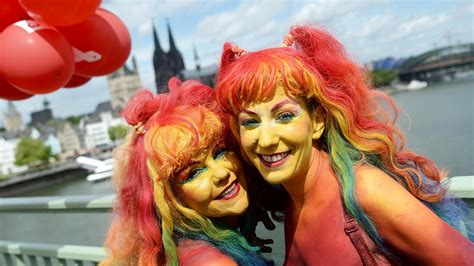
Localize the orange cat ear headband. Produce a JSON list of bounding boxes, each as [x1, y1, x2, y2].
[[133, 121, 146, 135], [231, 34, 295, 58], [281, 34, 295, 47]]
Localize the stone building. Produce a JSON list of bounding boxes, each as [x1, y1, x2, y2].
[[180, 45, 217, 88], [53, 121, 82, 157], [107, 56, 142, 110], [3, 101, 23, 133], [30, 99, 53, 127]]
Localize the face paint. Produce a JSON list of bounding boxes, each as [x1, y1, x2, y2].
[[176, 147, 249, 217], [238, 86, 319, 185]]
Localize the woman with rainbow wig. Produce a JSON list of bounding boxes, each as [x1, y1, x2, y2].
[[216, 25, 473, 264], [101, 78, 272, 265]]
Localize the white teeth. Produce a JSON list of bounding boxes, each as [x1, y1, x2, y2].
[[220, 182, 236, 197], [261, 152, 289, 163]]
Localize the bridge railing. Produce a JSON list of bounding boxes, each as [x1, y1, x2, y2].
[[0, 194, 115, 266], [0, 176, 472, 265]]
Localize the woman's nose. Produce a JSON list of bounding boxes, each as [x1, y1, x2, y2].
[[210, 163, 231, 185], [257, 124, 279, 148]]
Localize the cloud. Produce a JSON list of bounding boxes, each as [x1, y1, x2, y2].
[[104, 0, 225, 32], [195, 0, 289, 44], [288, 0, 377, 25], [138, 20, 153, 35], [355, 13, 395, 39], [387, 13, 451, 42]]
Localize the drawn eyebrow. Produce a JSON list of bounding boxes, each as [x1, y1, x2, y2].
[[271, 99, 298, 113], [240, 109, 256, 115]]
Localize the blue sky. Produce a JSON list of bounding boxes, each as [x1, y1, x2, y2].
[[1, 0, 473, 126]]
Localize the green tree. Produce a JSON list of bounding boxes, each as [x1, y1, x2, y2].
[[372, 69, 397, 87], [108, 125, 128, 144], [15, 138, 52, 167], [66, 115, 82, 126]]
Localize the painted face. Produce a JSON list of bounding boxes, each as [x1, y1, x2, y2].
[[176, 147, 249, 218], [238, 86, 321, 185]]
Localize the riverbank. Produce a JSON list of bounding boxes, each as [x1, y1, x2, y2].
[[0, 161, 88, 197]]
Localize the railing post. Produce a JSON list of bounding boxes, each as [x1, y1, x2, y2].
[[43, 257, 53, 266], [28, 255, 39, 266], [4, 254, 14, 266], [14, 254, 25, 266]]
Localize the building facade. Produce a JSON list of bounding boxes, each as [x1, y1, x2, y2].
[[0, 137, 28, 176], [107, 57, 142, 110], [81, 102, 127, 150], [3, 101, 23, 133], [30, 99, 53, 127], [56, 121, 82, 157]]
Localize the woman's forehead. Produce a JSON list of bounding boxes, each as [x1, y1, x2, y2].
[[241, 85, 300, 109]]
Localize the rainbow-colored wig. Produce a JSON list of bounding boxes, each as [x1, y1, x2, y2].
[[216, 25, 472, 253], [101, 79, 265, 266]]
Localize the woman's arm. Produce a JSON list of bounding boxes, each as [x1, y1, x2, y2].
[[355, 166, 474, 265]]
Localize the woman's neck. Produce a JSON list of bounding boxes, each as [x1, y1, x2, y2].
[[282, 148, 338, 210]]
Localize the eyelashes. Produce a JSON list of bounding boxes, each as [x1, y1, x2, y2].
[[213, 147, 229, 160], [239, 110, 300, 127], [180, 167, 207, 184], [179, 147, 230, 185], [240, 118, 260, 127], [276, 111, 297, 121]]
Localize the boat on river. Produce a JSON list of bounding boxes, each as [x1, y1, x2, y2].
[[76, 156, 114, 182], [393, 79, 428, 91]]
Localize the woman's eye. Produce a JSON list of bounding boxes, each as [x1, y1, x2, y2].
[[180, 167, 206, 184], [240, 118, 259, 127], [213, 147, 229, 160], [276, 112, 296, 122]]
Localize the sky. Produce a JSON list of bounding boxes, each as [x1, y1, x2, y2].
[[1, 0, 473, 126]]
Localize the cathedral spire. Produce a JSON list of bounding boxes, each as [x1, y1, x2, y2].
[[193, 43, 201, 72], [167, 18, 178, 52], [152, 20, 163, 54]]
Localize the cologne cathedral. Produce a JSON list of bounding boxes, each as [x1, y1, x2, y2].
[[152, 21, 216, 93], [152, 21, 185, 94]]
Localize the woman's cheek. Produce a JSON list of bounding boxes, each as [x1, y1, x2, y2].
[[182, 183, 212, 203]]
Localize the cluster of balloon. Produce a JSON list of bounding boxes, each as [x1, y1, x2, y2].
[[0, 0, 131, 101]]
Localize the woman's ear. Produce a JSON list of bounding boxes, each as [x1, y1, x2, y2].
[[312, 106, 325, 140]]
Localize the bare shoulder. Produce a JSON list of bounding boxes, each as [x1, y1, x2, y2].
[[178, 239, 237, 266], [353, 165, 474, 264], [354, 164, 410, 212]]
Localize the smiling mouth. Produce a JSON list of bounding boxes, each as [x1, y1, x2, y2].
[[258, 151, 290, 167], [215, 180, 240, 200]]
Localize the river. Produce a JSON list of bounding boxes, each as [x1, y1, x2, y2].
[[1, 79, 473, 265]]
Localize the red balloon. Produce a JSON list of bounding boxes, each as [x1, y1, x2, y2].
[[0, 20, 75, 94], [64, 74, 91, 88], [58, 8, 131, 77], [19, 0, 101, 27], [0, 74, 33, 100], [0, 0, 29, 32]]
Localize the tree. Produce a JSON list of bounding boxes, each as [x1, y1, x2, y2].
[[372, 69, 397, 87], [15, 138, 53, 167], [66, 115, 82, 126], [108, 125, 128, 144]]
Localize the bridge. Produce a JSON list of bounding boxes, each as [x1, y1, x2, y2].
[[398, 43, 474, 82], [0, 176, 472, 265]]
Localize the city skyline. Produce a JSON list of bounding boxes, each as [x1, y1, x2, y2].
[[1, 0, 472, 126]]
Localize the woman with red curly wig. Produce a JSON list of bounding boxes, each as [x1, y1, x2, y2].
[[100, 78, 272, 266], [216, 25, 473, 265]]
